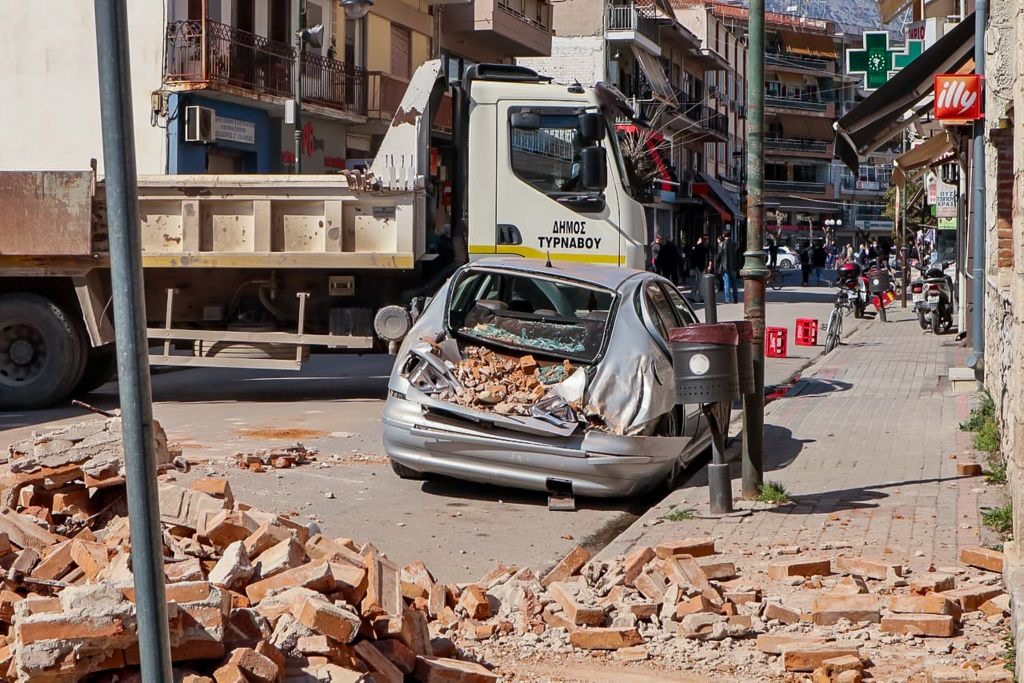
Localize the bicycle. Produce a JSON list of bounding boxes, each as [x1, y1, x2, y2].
[[824, 288, 853, 354], [767, 265, 784, 291]]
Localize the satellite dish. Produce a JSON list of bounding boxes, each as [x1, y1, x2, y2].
[[301, 24, 325, 49]]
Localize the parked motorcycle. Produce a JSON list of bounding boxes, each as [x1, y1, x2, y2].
[[910, 263, 955, 334], [836, 262, 868, 318]]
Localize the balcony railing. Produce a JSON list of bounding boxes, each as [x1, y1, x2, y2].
[[765, 179, 828, 194], [497, 0, 552, 32], [766, 52, 832, 72], [164, 19, 367, 116], [605, 3, 660, 44], [678, 100, 728, 136], [365, 72, 408, 120], [766, 138, 830, 154], [765, 95, 830, 113]]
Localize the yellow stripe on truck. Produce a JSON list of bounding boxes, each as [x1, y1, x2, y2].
[[470, 245, 625, 265]]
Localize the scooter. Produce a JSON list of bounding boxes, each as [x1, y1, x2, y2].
[[911, 263, 954, 334], [836, 262, 869, 318]]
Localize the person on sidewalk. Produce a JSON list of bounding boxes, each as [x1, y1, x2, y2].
[[767, 236, 779, 269], [812, 241, 827, 285], [690, 235, 708, 302], [654, 234, 683, 285], [799, 242, 812, 286], [716, 231, 739, 303]]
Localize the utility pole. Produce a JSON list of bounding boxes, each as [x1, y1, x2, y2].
[[93, 1, 173, 678], [740, 0, 766, 499], [292, 0, 304, 174], [967, 0, 987, 367]]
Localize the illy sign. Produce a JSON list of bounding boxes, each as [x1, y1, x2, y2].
[[934, 74, 983, 120]]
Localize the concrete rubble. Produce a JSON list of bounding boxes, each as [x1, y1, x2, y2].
[[0, 418, 1014, 682]]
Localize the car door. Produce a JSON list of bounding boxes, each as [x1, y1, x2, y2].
[[639, 279, 702, 438]]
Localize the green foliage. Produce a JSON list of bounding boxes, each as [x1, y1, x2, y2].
[[1004, 627, 1016, 673], [662, 507, 696, 522], [961, 391, 995, 432], [982, 503, 1013, 538], [974, 418, 1001, 454], [757, 481, 791, 505], [985, 454, 1008, 485]]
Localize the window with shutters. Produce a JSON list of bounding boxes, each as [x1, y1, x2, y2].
[[390, 25, 411, 80]]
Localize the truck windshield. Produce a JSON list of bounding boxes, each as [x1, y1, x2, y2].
[[447, 269, 615, 364]]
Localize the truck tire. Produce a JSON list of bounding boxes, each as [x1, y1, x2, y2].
[[74, 346, 118, 396], [0, 293, 87, 409]]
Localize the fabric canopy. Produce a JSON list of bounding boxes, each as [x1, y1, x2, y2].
[[694, 172, 742, 219], [631, 45, 675, 101], [771, 113, 836, 140], [778, 30, 838, 59], [892, 131, 957, 187], [877, 0, 912, 24], [834, 13, 975, 173]]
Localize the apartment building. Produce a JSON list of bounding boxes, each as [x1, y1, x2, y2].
[[0, 0, 551, 175]]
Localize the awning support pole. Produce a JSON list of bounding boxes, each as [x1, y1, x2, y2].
[[740, 0, 767, 500], [968, 0, 986, 368], [93, 1, 173, 678]]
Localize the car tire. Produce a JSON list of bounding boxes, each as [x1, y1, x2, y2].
[[0, 293, 87, 410], [390, 459, 428, 480], [779, 258, 794, 269]]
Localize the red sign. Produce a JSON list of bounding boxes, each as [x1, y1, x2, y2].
[[934, 74, 983, 121]]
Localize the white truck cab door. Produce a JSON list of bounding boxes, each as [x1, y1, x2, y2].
[[479, 102, 625, 266]]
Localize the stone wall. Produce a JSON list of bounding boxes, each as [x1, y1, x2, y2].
[[517, 36, 606, 86]]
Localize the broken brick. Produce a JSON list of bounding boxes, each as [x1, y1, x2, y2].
[[654, 538, 716, 560], [457, 585, 492, 620], [888, 594, 962, 619], [959, 547, 1004, 573], [767, 558, 831, 579], [245, 561, 335, 603], [293, 597, 361, 643], [956, 462, 983, 476], [226, 646, 278, 683], [881, 613, 956, 637], [942, 585, 1005, 612], [354, 640, 403, 683], [911, 573, 956, 595], [541, 545, 591, 587], [811, 595, 880, 626], [568, 627, 644, 650], [833, 556, 902, 580], [764, 602, 801, 625], [782, 644, 861, 672], [413, 656, 499, 682]]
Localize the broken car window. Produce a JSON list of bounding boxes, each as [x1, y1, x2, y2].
[[447, 269, 614, 363]]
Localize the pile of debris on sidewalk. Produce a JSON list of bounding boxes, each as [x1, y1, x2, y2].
[[0, 417, 1013, 682], [233, 444, 318, 472], [440, 345, 578, 417]]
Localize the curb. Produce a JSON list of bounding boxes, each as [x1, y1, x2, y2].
[[591, 316, 872, 565]]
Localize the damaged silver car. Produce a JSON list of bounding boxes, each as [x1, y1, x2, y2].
[[382, 258, 730, 498]]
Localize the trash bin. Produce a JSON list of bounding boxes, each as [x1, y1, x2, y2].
[[669, 323, 740, 404], [868, 271, 891, 294], [731, 321, 755, 394]]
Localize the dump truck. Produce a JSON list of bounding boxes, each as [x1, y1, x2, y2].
[[0, 61, 648, 410]]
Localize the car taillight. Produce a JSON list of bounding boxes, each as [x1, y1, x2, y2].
[[911, 284, 923, 294]]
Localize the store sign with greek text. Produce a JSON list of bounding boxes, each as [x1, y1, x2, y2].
[[214, 116, 256, 145], [935, 178, 957, 218], [934, 74, 983, 121]]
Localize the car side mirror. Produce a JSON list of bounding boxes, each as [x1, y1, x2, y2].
[[510, 112, 541, 130], [578, 112, 606, 142], [580, 146, 607, 191]]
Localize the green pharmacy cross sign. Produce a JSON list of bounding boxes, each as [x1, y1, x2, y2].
[[846, 32, 924, 90]]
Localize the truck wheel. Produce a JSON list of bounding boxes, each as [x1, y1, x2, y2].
[[74, 346, 118, 396], [0, 293, 87, 409], [390, 459, 428, 480]]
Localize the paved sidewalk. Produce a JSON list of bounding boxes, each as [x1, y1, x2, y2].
[[605, 305, 1001, 570]]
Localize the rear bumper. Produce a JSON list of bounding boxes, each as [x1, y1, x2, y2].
[[381, 394, 702, 498]]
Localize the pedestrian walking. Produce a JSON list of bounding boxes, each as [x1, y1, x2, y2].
[[716, 232, 739, 303], [812, 241, 827, 284], [654, 234, 683, 285], [649, 234, 662, 272], [690, 236, 708, 302], [767, 236, 779, 269], [799, 242, 812, 287]]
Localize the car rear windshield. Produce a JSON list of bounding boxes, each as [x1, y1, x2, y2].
[[447, 269, 615, 364]]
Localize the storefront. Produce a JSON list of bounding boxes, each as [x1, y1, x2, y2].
[[278, 116, 351, 173], [167, 94, 277, 174]]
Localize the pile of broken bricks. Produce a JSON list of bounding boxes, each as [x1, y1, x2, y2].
[[0, 417, 1014, 682], [233, 445, 318, 473], [441, 346, 576, 417]]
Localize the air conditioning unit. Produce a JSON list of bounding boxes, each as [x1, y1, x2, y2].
[[185, 106, 216, 143]]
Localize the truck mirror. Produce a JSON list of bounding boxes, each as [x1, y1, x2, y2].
[[580, 146, 607, 191], [578, 112, 605, 142], [510, 112, 541, 130]]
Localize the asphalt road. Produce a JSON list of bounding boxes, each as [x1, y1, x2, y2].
[[0, 279, 874, 582]]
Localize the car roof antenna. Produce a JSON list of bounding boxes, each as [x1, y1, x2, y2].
[[545, 251, 553, 268]]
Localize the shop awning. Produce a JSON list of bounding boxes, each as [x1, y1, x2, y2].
[[778, 30, 838, 59], [693, 172, 742, 221], [771, 113, 836, 140], [834, 13, 975, 173], [631, 45, 675, 101], [892, 130, 957, 186]]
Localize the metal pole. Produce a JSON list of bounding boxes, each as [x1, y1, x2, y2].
[[901, 182, 908, 307], [740, 0, 766, 499], [968, 0, 987, 366], [93, 1, 172, 679], [702, 273, 718, 323], [293, 0, 304, 174]]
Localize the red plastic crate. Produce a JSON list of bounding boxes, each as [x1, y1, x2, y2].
[[766, 326, 787, 358], [795, 318, 819, 346]]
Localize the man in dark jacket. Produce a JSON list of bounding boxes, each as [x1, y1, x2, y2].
[[812, 242, 827, 284], [690, 236, 709, 302], [716, 232, 739, 303], [654, 235, 683, 285], [800, 242, 812, 286]]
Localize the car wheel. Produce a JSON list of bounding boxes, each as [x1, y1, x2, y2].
[[390, 459, 428, 480], [779, 258, 794, 269]]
